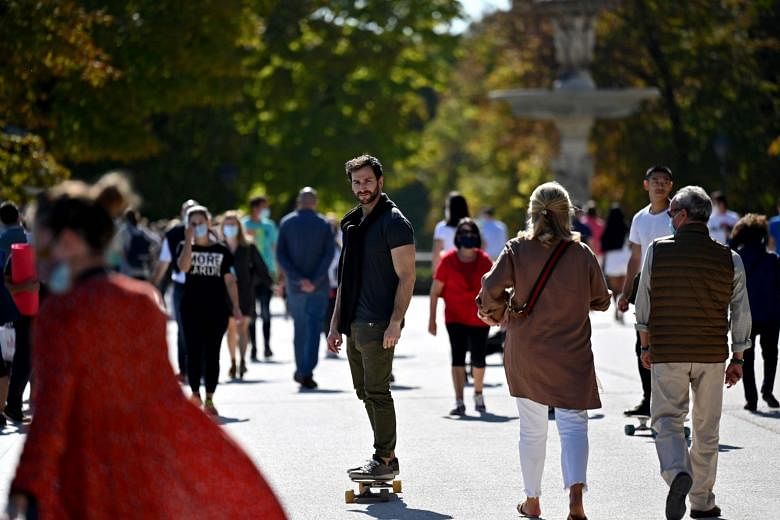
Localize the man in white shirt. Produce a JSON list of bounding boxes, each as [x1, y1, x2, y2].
[[478, 207, 508, 260], [707, 191, 739, 245], [618, 166, 674, 416]]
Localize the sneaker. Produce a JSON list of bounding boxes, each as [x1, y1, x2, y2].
[[474, 394, 486, 413], [666, 472, 692, 520], [624, 401, 650, 417], [450, 402, 466, 416], [228, 361, 237, 379], [347, 457, 400, 476], [293, 373, 303, 384], [348, 455, 394, 481], [3, 405, 24, 423], [203, 397, 218, 416], [690, 505, 721, 519], [250, 353, 259, 363], [762, 393, 780, 408], [264, 348, 274, 359], [239, 360, 247, 379], [300, 377, 318, 389], [744, 402, 757, 412]]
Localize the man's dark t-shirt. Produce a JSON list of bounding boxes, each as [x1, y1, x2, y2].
[[354, 207, 415, 322], [176, 242, 234, 315]]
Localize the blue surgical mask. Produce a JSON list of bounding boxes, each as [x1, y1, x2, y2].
[[48, 262, 72, 294], [260, 208, 270, 219], [223, 225, 238, 239], [195, 224, 209, 238]]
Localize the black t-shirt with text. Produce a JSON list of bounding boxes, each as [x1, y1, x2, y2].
[[354, 207, 415, 322], [177, 241, 233, 314]]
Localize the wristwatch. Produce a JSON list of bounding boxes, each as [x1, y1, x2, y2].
[[729, 358, 744, 366], [640, 346, 650, 353]]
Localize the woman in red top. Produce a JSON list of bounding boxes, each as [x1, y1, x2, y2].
[[7, 174, 286, 520], [428, 218, 494, 415]]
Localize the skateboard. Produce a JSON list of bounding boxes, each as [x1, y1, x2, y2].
[[624, 415, 690, 439], [345, 477, 402, 503]]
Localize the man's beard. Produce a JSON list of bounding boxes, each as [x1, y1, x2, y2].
[[355, 186, 380, 205]]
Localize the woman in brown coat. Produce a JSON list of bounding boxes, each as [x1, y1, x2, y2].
[[477, 182, 610, 520]]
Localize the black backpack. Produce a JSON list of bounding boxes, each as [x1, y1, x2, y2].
[[125, 226, 154, 270]]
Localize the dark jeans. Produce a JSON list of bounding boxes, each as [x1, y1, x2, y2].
[[347, 321, 396, 458], [182, 303, 228, 396], [635, 331, 651, 404], [250, 285, 273, 356], [6, 316, 31, 412], [172, 282, 187, 375], [445, 323, 489, 368], [287, 289, 328, 378], [744, 321, 780, 404]]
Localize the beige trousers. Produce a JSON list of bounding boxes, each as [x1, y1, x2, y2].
[[651, 362, 725, 511]]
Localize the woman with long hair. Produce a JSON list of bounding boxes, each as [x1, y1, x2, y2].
[[221, 211, 271, 379], [730, 214, 780, 411], [477, 181, 610, 520], [177, 206, 242, 415], [429, 218, 494, 415], [6, 173, 285, 519], [432, 192, 470, 271], [600, 204, 630, 322]]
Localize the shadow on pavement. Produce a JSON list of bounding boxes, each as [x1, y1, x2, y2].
[[217, 416, 249, 425], [588, 413, 605, 420], [442, 412, 516, 423], [223, 378, 267, 385], [390, 385, 420, 391], [348, 500, 453, 519], [297, 388, 347, 394], [392, 354, 415, 360], [718, 444, 743, 452], [751, 410, 780, 419]]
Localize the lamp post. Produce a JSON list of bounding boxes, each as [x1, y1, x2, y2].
[[712, 134, 730, 196]]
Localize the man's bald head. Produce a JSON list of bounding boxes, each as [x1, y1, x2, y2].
[[298, 187, 317, 209]]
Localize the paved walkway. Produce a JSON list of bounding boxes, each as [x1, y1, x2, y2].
[[1, 296, 778, 518]]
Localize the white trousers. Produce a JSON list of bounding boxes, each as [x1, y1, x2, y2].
[[515, 397, 589, 497]]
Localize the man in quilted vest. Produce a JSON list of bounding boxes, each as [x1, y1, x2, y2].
[[634, 186, 752, 520]]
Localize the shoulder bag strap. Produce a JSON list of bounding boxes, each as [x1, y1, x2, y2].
[[512, 240, 574, 317]]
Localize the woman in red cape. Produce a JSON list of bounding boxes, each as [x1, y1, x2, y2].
[[7, 174, 286, 519]]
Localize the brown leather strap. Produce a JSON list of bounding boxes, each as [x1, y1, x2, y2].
[[513, 240, 573, 316]]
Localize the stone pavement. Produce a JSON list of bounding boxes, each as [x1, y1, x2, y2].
[[1, 296, 778, 519]]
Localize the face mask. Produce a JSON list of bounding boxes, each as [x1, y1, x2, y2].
[[194, 224, 209, 238], [458, 235, 480, 249], [48, 262, 72, 294], [260, 208, 270, 219], [223, 225, 238, 239]]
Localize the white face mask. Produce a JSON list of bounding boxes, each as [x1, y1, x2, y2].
[[260, 208, 270, 219]]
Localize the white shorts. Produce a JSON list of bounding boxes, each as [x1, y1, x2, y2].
[[603, 247, 630, 277]]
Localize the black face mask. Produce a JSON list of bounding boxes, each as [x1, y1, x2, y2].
[[457, 234, 480, 249]]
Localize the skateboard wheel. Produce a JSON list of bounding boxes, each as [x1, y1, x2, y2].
[[345, 490, 355, 504], [624, 424, 635, 436], [392, 480, 402, 493], [380, 488, 390, 502]]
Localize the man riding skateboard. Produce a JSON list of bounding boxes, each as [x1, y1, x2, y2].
[[327, 154, 416, 481]]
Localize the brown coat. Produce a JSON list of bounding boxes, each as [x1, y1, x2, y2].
[[477, 237, 611, 410]]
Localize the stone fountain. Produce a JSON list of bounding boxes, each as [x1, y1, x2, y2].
[[490, 0, 659, 204]]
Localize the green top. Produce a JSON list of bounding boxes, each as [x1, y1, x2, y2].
[[242, 216, 278, 277]]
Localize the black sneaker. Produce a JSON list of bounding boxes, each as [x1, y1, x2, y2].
[[624, 401, 650, 417], [763, 393, 780, 408], [348, 455, 394, 481], [300, 377, 318, 389], [264, 348, 274, 359], [744, 402, 757, 412], [666, 472, 692, 520], [293, 373, 303, 384], [347, 457, 399, 476], [450, 403, 466, 416], [4, 405, 24, 423], [690, 505, 721, 519]]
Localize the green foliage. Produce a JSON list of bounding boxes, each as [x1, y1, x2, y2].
[[0, 129, 69, 203]]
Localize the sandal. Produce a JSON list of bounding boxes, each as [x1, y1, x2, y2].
[[517, 501, 540, 518]]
